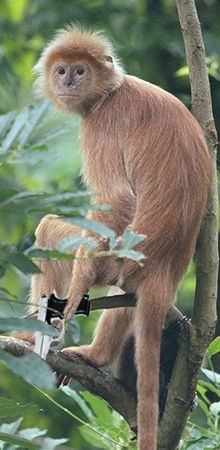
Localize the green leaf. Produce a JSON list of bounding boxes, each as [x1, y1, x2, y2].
[[89, 203, 111, 212], [79, 425, 111, 449], [0, 417, 23, 434], [196, 384, 210, 404], [0, 287, 16, 300], [207, 337, 220, 357], [37, 190, 93, 204], [0, 265, 6, 278], [1, 190, 50, 206], [62, 387, 96, 424], [17, 233, 35, 252], [1, 106, 31, 152], [0, 350, 56, 388], [0, 188, 19, 203], [0, 431, 36, 449], [0, 147, 14, 163], [18, 427, 47, 439], [36, 387, 123, 448], [27, 247, 75, 260], [198, 379, 220, 398], [0, 396, 39, 418], [198, 398, 211, 419], [0, 111, 17, 139], [30, 121, 75, 146], [0, 317, 59, 336], [121, 226, 146, 249], [66, 217, 116, 239], [8, 251, 41, 274], [201, 368, 220, 384], [117, 248, 145, 261], [210, 401, 220, 416], [175, 66, 189, 77], [82, 391, 112, 427], [18, 101, 51, 146], [56, 235, 96, 252], [36, 437, 68, 448], [10, 148, 58, 166]]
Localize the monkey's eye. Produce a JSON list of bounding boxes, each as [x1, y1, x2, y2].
[[76, 67, 85, 75], [57, 67, 65, 75]]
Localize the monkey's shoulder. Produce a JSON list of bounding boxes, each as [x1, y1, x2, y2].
[[89, 74, 193, 130], [121, 75, 188, 113]]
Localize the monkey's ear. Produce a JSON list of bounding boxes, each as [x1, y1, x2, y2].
[[104, 55, 114, 67]]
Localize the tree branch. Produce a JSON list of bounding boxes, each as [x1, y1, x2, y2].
[[158, 2, 219, 448], [0, 335, 137, 430], [0, 295, 183, 437]]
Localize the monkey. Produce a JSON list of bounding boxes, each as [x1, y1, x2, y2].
[[17, 26, 213, 450]]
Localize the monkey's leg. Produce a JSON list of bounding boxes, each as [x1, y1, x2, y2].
[[13, 215, 81, 343], [63, 306, 134, 366], [31, 214, 81, 311], [135, 275, 174, 450]]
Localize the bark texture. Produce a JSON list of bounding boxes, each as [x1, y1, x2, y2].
[[157, 2, 219, 448]]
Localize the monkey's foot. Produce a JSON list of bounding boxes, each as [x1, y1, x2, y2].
[[62, 344, 92, 360], [56, 345, 93, 387], [62, 344, 109, 366], [56, 344, 109, 387]]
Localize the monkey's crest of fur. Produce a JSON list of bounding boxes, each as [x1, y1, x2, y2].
[[34, 25, 124, 100]]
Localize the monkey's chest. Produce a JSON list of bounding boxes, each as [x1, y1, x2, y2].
[[81, 138, 126, 192]]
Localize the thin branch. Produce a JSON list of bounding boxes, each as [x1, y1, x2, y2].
[[158, 2, 219, 448]]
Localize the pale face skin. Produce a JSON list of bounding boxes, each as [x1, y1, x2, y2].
[[50, 60, 93, 110]]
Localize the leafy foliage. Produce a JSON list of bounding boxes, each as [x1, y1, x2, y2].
[[0, 416, 67, 449], [181, 338, 220, 449]]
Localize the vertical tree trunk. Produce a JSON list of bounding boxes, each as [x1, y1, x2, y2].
[[158, 1, 218, 448]]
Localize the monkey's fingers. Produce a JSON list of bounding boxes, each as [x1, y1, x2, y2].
[[63, 298, 80, 320]]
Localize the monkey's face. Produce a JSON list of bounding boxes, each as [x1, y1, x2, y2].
[[50, 60, 94, 111]]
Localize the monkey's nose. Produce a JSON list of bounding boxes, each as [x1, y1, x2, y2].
[[64, 75, 73, 86]]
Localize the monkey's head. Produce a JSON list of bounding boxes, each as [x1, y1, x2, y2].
[[34, 26, 124, 115]]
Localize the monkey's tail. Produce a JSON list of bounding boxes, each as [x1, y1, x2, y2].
[[135, 268, 175, 450]]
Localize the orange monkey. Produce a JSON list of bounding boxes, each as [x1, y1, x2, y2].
[[26, 27, 213, 449]]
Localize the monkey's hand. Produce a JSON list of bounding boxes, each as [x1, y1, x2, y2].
[[64, 240, 99, 319], [64, 291, 85, 320], [64, 204, 118, 320]]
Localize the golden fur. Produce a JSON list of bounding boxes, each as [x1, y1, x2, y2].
[[18, 27, 212, 449]]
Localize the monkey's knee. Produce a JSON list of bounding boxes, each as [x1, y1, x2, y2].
[[12, 330, 35, 345], [35, 214, 58, 246]]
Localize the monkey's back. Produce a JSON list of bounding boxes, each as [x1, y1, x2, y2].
[[82, 74, 212, 281]]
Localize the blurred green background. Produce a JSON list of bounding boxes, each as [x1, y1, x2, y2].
[[0, 0, 219, 449]]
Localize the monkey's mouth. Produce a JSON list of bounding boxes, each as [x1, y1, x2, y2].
[[58, 92, 79, 98], [58, 94, 80, 98]]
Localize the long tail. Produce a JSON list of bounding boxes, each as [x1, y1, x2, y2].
[[135, 269, 175, 450]]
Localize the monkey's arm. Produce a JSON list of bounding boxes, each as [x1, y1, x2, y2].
[[64, 190, 135, 319]]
